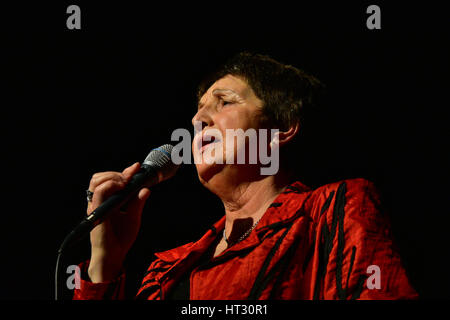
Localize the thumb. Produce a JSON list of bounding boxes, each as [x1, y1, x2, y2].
[[124, 188, 151, 218]]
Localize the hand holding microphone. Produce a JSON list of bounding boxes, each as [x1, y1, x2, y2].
[[58, 144, 179, 283], [87, 162, 151, 283]]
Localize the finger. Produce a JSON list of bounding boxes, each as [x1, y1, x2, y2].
[[88, 172, 127, 193], [137, 188, 151, 206], [87, 179, 127, 214], [121, 188, 151, 219], [122, 162, 141, 181]]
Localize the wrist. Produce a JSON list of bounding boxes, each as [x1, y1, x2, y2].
[[88, 252, 125, 283]]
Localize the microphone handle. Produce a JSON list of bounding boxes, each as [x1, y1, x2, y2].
[[58, 164, 158, 253]]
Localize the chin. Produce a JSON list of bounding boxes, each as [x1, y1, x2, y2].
[[195, 162, 224, 185]]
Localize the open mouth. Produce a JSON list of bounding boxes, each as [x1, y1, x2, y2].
[[198, 134, 221, 154]]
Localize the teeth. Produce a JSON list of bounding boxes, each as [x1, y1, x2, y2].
[[203, 136, 214, 143], [195, 132, 221, 154], [199, 136, 221, 153], [201, 136, 216, 147]]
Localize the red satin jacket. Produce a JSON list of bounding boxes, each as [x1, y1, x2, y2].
[[74, 178, 418, 300]]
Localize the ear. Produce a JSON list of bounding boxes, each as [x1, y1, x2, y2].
[[270, 121, 300, 149]]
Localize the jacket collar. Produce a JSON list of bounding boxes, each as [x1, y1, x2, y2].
[[216, 181, 312, 256], [154, 216, 225, 263], [153, 181, 311, 264]]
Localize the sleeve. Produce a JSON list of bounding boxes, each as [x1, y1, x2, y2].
[[135, 258, 170, 300], [313, 179, 418, 300], [72, 261, 126, 300]]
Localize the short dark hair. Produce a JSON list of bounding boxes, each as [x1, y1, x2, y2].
[[197, 52, 323, 132]]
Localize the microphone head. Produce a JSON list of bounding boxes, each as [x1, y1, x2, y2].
[[143, 144, 180, 182]]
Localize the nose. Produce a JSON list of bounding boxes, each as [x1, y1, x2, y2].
[[192, 106, 213, 132]]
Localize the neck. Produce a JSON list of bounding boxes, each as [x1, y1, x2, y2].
[[223, 177, 284, 220], [204, 167, 290, 242]]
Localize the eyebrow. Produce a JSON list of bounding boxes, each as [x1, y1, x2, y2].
[[212, 88, 238, 96], [197, 88, 239, 110]]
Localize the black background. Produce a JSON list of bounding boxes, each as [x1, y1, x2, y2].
[[1, 2, 449, 300]]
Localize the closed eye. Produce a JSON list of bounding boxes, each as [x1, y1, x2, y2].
[[221, 98, 233, 106]]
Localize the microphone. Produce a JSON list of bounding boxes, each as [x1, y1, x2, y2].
[[58, 144, 180, 253]]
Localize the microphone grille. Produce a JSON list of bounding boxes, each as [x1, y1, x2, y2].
[[144, 144, 174, 168], [143, 144, 180, 182]]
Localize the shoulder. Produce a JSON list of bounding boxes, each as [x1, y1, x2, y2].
[[153, 242, 196, 263], [313, 178, 378, 196], [138, 241, 195, 295], [142, 219, 224, 279], [304, 178, 383, 225]]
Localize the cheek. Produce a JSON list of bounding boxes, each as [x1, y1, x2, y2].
[[216, 109, 257, 132], [216, 111, 262, 163]]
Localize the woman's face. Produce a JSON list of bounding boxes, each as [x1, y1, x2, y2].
[[192, 75, 266, 183]]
